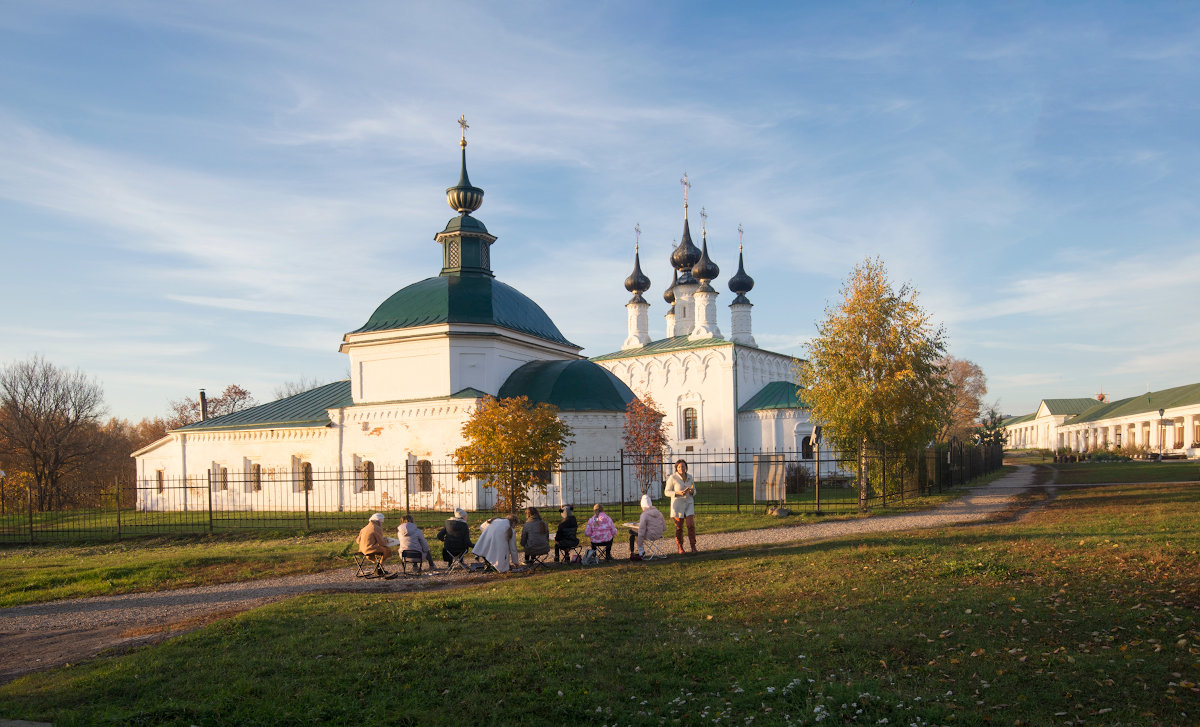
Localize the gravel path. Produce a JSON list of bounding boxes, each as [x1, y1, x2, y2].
[[0, 466, 1039, 684]]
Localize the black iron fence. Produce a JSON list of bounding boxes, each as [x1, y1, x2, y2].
[[0, 443, 1002, 544]]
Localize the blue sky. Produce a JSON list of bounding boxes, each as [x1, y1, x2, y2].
[[1, 1, 1198, 421]]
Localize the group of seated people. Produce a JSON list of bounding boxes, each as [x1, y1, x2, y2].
[[356, 496, 669, 575]]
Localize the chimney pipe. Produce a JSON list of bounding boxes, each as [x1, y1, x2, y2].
[[200, 389, 208, 421]]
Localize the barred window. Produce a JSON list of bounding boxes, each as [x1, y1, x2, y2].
[[417, 459, 433, 493], [682, 407, 698, 440], [250, 463, 262, 492], [357, 460, 376, 492]]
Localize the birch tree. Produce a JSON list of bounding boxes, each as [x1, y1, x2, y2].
[[798, 258, 953, 509]]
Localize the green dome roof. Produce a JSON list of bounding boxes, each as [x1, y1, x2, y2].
[[500, 360, 635, 411], [352, 275, 576, 347]]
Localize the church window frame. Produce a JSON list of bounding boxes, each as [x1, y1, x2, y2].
[[210, 462, 229, 491], [416, 459, 433, 493], [292, 456, 314, 492], [682, 407, 699, 440], [353, 456, 376, 493]]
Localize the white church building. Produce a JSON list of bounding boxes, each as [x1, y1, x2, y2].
[[132, 127, 811, 512]]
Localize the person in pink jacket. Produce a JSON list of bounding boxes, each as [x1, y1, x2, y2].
[[584, 503, 617, 562]]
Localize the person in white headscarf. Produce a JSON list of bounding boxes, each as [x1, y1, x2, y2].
[[356, 512, 391, 572], [473, 514, 521, 572], [436, 508, 473, 564], [626, 495, 666, 561], [397, 514, 435, 569]]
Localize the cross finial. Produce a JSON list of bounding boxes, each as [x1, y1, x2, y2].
[[680, 172, 691, 213], [634, 223, 641, 252], [738, 223, 744, 252], [457, 115, 469, 148], [700, 206, 708, 237]]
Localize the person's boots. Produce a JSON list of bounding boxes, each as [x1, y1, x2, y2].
[[687, 521, 698, 554], [675, 532, 685, 554]]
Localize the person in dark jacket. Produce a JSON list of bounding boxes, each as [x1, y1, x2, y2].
[[553, 504, 579, 563], [436, 507, 473, 564]]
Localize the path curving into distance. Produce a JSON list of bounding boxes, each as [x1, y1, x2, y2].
[[0, 465, 1040, 684]]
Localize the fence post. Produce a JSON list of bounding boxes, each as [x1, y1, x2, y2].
[[27, 483, 34, 544], [619, 449, 626, 522], [305, 483, 311, 531], [814, 446, 821, 514], [734, 449, 742, 514], [207, 470, 214, 534], [116, 477, 122, 541], [881, 444, 888, 507]]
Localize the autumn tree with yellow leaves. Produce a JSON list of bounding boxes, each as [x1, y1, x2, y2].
[[454, 396, 573, 514], [799, 258, 953, 509]]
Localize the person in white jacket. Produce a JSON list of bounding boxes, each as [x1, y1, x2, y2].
[[628, 494, 666, 561], [397, 515, 435, 569], [473, 514, 521, 573]]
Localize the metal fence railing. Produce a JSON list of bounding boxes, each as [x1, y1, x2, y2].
[[0, 444, 1002, 544]]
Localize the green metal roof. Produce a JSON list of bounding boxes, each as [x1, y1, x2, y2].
[[176, 380, 353, 432], [1041, 398, 1103, 416], [450, 387, 489, 399], [1066, 382, 1200, 425], [1001, 413, 1035, 427], [739, 381, 808, 412], [352, 275, 577, 348], [590, 335, 735, 362], [499, 360, 635, 412]]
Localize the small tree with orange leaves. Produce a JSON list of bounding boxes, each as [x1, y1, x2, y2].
[[623, 393, 670, 495], [454, 396, 573, 514]]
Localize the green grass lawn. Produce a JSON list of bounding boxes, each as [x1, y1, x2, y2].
[[0, 470, 1006, 608], [3, 481, 1195, 726], [1051, 461, 1200, 485]]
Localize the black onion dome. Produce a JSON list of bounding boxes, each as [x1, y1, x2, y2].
[[691, 234, 720, 282], [728, 248, 754, 304], [445, 148, 484, 214], [663, 268, 678, 304], [670, 218, 701, 284], [624, 248, 651, 301]]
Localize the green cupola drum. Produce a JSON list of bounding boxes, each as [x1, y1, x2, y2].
[[436, 116, 497, 277]]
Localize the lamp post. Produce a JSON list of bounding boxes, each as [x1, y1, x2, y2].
[[1158, 408, 1165, 461]]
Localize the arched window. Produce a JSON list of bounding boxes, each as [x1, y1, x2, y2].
[[682, 407, 698, 440], [801, 436, 814, 460]]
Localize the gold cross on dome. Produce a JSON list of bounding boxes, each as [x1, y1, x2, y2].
[[634, 223, 641, 251], [700, 206, 708, 235], [738, 223, 744, 251], [680, 172, 691, 210], [457, 115, 469, 147]]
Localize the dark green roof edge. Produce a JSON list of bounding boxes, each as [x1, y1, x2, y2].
[[590, 336, 734, 362], [176, 380, 353, 432], [351, 276, 577, 348], [739, 381, 808, 412], [1041, 398, 1103, 416], [1001, 413, 1036, 427], [1065, 382, 1200, 424], [499, 360, 635, 411]]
